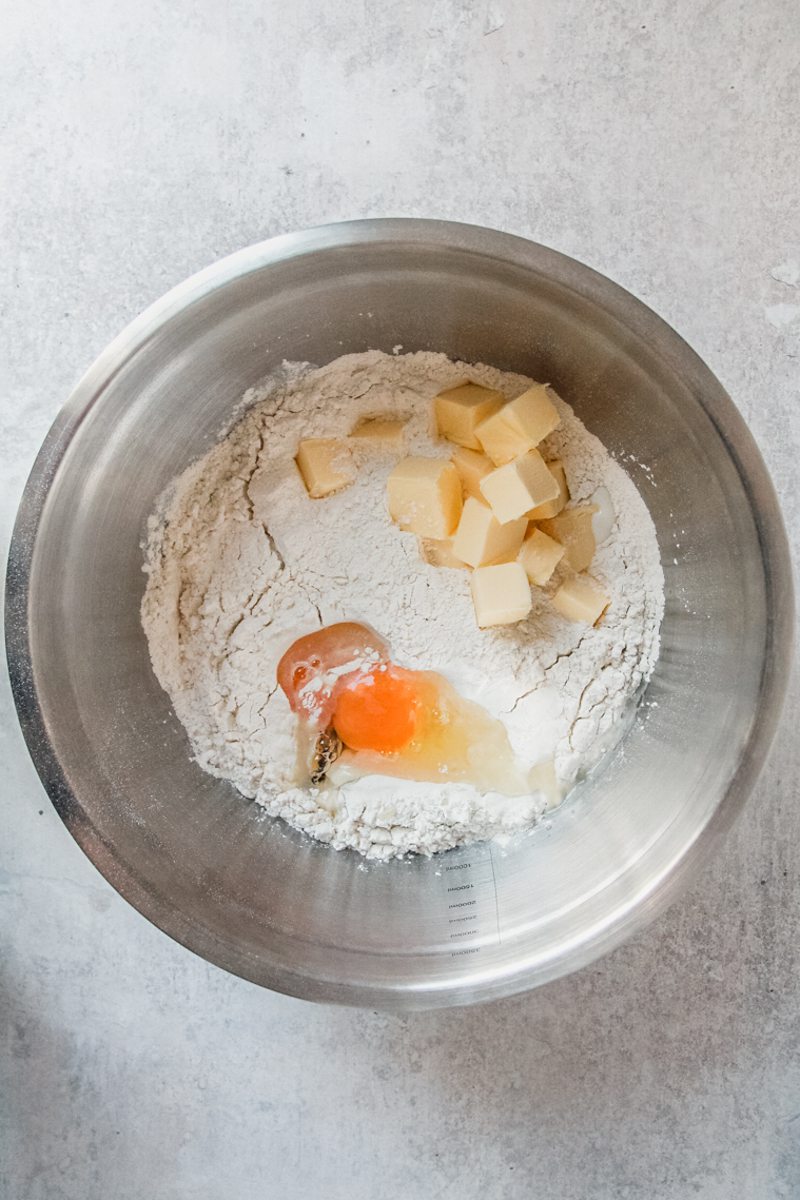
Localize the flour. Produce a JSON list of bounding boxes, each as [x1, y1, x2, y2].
[[141, 351, 664, 859]]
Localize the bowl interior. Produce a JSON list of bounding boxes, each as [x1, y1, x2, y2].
[[11, 225, 777, 1006]]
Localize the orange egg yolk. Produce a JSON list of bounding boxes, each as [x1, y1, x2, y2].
[[333, 667, 421, 753]]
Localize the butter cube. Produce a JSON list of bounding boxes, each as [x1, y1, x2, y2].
[[419, 538, 468, 569], [518, 528, 565, 586], [552, 574, 610, 625], [527, 459, 569, 520], [589, 485, 615, 544], [470, 562, 532, 628], [386, 457, 463, 539], [295, 438, 354, 498], [538, 506, 597, 572], [350, 417, 406, 447], [434, 382, 505, 449], [452, 497, 527, 568], [451, 446, 494, 498], [479, 449, 560, 524], [475, 383, 561, 465]]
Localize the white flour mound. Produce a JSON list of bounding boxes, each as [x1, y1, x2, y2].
[[141, 351, 664, 859]]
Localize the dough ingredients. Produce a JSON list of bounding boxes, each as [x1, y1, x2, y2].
[[141, 351, 664, 859]]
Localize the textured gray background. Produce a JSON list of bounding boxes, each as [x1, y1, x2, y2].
[[2, 1, 799, 1197]]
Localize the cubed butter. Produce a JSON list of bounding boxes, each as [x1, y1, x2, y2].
[[527, 459, 569, 520], [350, 417, 406, 447], [589, 484, 615, 544], [434, 382, 505, 449], [479, 449, 560, 524], [452, 497, 527, 568], [551, 574, 610, 625], [451, 446, 494, 498], [470, 562, 532, 628], [419, 538, 468, 569], [295, 438, 354, 499], [538, 506, 597, 572], [518, 528, 565, 586], [475, 383, 561, 464], [386, 457, 463, 539]]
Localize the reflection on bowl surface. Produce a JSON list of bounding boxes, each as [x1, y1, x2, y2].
[[6, 220, 793, 1008]]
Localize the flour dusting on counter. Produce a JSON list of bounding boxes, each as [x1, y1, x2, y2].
[[141, 351, 664, 859]]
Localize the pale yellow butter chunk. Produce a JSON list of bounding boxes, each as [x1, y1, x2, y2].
[[350, 417, 406, 447], [589, 484, 615, 543], [451, 445, 493, 498], [475, 383, 561, 465], [518, 527, 565, 586], [479, 449, 560, 524], [386, 457, 463, 539], [538, 505, 598, 573], [470, 562, 532, 628], [295, 438, 354, 499], [552, 574, 610, 625], [452, 497, 527, 568], [527, 459, 569, 520], [419, 538, 468, 569], [434, 382, 505, 449]]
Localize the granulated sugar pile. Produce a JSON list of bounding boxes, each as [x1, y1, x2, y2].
[[141, 351, 664, 859]]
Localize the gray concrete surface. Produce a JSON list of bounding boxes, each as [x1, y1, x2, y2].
[[2, 1, 799, 1196]]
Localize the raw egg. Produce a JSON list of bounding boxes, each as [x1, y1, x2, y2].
[[277, 621, 531, 796]]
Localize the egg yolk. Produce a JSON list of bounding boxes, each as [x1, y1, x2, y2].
[[333, 667, 420, 753], [276, 620, 534, 796], [276, 621, 390, 728]]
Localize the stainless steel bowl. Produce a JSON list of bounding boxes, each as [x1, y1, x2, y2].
[[6, 220, 793, 1009]]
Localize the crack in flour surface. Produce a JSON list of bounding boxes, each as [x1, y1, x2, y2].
[[141, 351, 664, 859]]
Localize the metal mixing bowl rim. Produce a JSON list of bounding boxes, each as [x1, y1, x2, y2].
[[5, 218, 795, 1008]]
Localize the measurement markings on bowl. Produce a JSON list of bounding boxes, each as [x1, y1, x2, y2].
[[439, 844, 501, 956]]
